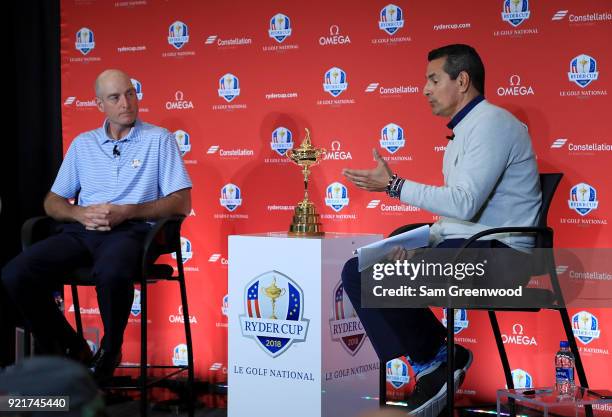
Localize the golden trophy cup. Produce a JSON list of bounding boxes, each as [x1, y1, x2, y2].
[[286, 128, 326, 236], [262, 276, 286, 320]]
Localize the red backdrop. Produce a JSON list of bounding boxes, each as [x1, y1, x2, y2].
[[60, 0, 612, 405]]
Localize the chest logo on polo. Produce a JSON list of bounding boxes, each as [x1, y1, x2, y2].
[[131, 159, 142, 169]]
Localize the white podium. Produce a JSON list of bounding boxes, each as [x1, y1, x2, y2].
[[228, 232, 382, 417]]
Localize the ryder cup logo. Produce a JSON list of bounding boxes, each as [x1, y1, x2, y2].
[[568, 55, 599, 88], [220, 183, 243, 212], [568, 183, 598, 216], [168, 21, 189, 49], [379, 4, 405, 35], [222, 294, 229, 317], [172, 344, 189, 366], [501, 0, 531, 27], [271, 127, 294, 156], [386, 358, 410, 389], [380, 123, 406, 154], [269, 13, 292, 43], [511, 369, 533, 388], [323, 67, 348, 97], [169, 237, 193, 264], [240, 271, 309, 357], [218, 73, 241, 102], [572, 311, 601, 345], [131, 289, 141, 316], [174, 130, 191, 156], [130, 79, 143, 100], [329, 280, 367, 356], [442, 309, 469, 334], [325, 182, 349, 212], [75, 27, 95, 55]]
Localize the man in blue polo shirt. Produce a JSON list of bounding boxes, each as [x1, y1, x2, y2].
[[2, 69, 192, 384], [342, 45, 541, 416]]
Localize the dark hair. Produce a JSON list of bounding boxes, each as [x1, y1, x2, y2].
[[428, 44, 485, 95]]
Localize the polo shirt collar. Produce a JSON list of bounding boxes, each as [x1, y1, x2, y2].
[[446, 95, 484, 131], [98, 119, 141, 145]]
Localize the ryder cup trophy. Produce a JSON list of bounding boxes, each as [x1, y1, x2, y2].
[[286, 128, 326, 236]]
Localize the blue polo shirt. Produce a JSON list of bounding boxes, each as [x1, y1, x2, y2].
[[51, 119, 192, 206]]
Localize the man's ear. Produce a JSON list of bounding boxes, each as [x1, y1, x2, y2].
[[95, 97, 104, 113], [457, 71, 471, 93]]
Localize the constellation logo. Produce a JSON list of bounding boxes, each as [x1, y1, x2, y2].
[[64, 97, 76, 106], [323, 67, 348, 97], [207, 145, 219, 154], [166, 91, 194, 110], [551, 138, 568, 149], [568, 183, 598, 216], [552, 10, 568, 21], [75, 27, 95, 55], [268, 13, 292, 43], [501, 0, 530, 27], [319, 25, 351, 46], [556, 265, 569, 275], [366, 82, 419, 95], [568, 54, 599, 88], [174, 130, 191, 156], [379, 4, 405, 35], [205, 144, 254, 158], [208, 253, 228, 265], [206, 35, 252, 48], [323, 140, 352, 160], [130, 79, 143, 100], [325, 182, 349, 212], [218, 73, 241, 102], [205, 35, 217, 44], [168, 21, 189, 49], [365, 83, 379, 93], [367, 200, 380, 209], [502, 323, 538, 346], [496, 75, 534, 96]]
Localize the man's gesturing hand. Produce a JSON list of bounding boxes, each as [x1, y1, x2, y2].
[[342, 148, 393, 192]]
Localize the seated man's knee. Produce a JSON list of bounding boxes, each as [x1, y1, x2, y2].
[[1, 256, 30, 294]]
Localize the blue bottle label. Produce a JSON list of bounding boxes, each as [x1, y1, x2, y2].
[[556, 367, 574, 382]]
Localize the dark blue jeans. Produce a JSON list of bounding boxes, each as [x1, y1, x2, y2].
[[2, 221, 151, 354]]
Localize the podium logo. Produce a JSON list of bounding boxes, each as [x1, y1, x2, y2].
[[323, 67, 348, 97], [568, 183, 598, 216], [168, 21, 189, 50], [172, 344, 189, 366], [325, 182, 349, 212], [240, 270, 310, 357], [271, 127, 294, 156], [130, 78, 143, 100], [442, 309, 469, 334], [568, 54, 599, 88], [501, 0, 530, 27], [218, 73, 241, 102], [329, 280, 366, 356], [171, 237, 193, 264], [572, 311, 601, 345], [268, 13, 292, 43], [220, 183, 243, 212], [75, 27, 95, 55], [379, 4, 405, 35], [380, 123, 406, 154], [131, 289, 141, 317], [174, 130, 191, 157], [386, 358, 410, 389], [511, 369, 533, 388]]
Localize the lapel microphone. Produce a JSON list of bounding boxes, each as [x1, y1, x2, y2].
[[113, 144, 121, 157]]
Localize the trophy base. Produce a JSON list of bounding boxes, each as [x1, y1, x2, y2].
[[288, 200, 324, 236]]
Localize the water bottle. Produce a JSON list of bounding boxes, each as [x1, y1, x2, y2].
[[555, 341, 575, 395], [53, 291, 65, 313]]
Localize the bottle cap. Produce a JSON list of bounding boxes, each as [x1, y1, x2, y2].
[[560, 341, 569, 348]]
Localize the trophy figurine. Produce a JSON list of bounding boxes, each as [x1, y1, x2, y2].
[[286, 128, 326, 236], [263, 276, 286, 320]]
